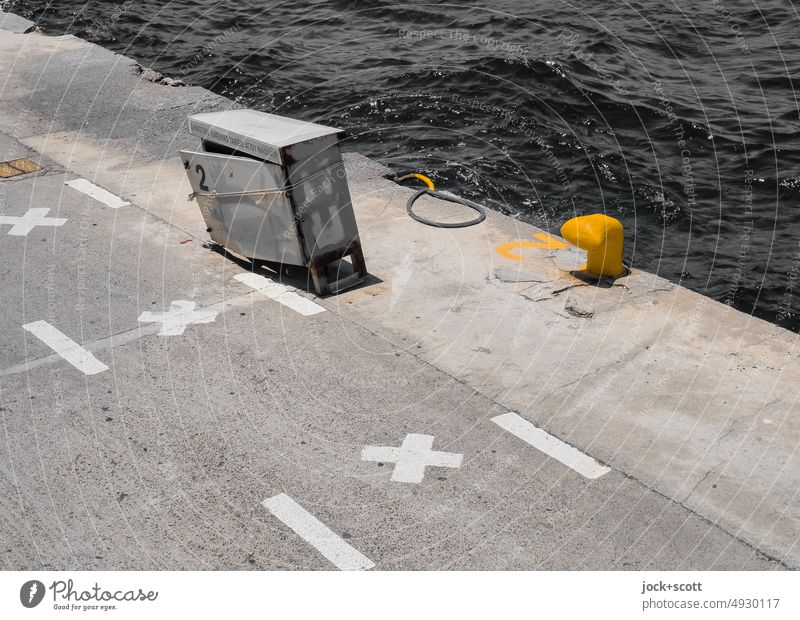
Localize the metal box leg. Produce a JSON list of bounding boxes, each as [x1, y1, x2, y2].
[[308, 241, 368, 297]]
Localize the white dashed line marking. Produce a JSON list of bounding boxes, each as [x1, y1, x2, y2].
[[22, 320, 108, 375], [491, 412, 610, 479], [65, 178, 130, 209], [234, 272, 326, 316], [262, 493, 374, 571]]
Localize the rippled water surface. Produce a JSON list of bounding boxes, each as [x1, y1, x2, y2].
[[16, 0, 800, 330]]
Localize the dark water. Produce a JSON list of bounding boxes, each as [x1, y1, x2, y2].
[[16, 1, 800, 330]]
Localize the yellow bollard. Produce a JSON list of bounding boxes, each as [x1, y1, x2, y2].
[[560, 214, 625, 278]]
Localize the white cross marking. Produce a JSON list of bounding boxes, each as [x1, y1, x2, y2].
[[0, 208, 67, 236], [137, 300, 218, 336], [361, 434, 463, 484]]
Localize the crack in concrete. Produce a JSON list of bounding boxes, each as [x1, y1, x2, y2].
[[680, 463, 722, 504], [154, 96, 226, 113], [616, 468, 792, 569], [535, 341, 652, 404], [520, 280, 587, 302], [0, 167, 62, 182], [757, 396, 783, 416], [715, 409, 755, 446]]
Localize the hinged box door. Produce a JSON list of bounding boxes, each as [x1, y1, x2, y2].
[[180, 150, 305, 266]]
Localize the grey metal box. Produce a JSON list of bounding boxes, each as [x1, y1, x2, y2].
[[181, 109, 367, 295]]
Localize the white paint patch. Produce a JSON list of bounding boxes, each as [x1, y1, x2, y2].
[[361, 433, 463, 484], [491, 412, 610, 479], [22, 320, 108, 375], [138, 300, 218, 336], [262, 493, 374, 571], [552, 246, 587, 271], [234, 272, 325, 316], [390, 253, 414, 310], [0, 208, 67, 236], [65, 178, 129, 209]]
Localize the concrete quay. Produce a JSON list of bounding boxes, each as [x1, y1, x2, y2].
[[0, 12, 797, 570]]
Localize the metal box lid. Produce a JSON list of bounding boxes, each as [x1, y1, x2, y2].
[[188, 109, 343, 165]]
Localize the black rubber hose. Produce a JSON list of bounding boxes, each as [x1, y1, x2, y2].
[[405, 188, 487, 228]]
